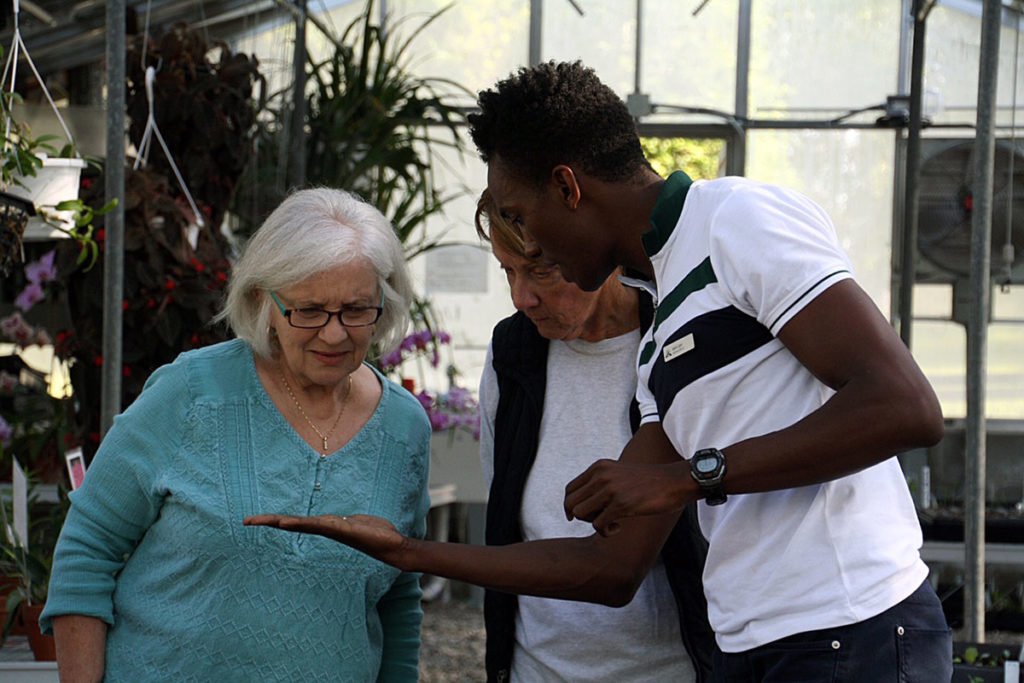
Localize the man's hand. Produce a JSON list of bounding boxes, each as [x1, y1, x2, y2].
[[563, 458, 693, 536], [244, 513, 411, 568]]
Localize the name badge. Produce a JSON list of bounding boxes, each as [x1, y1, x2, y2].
[[663, 333, 695, 362]]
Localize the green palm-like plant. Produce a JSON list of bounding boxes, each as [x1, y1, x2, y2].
[[232, 0, 471, 258], [305, 1, 469, 257]]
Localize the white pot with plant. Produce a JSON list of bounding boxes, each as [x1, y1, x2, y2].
[[0, 3, 89, 245]]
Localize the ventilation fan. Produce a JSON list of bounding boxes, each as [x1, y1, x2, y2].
[[916, 139, 1024, 285]]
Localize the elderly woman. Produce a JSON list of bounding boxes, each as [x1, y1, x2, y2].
[[249, 191, 715, 683], [41, 188, 431, 681]]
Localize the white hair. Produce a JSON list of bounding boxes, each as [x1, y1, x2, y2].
[[218, 187, 413, 358]]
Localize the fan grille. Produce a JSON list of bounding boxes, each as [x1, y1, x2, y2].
[[917, 140, 1024, 280]]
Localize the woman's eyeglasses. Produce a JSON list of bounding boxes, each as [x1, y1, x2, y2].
[[270, 291, 383, 329]]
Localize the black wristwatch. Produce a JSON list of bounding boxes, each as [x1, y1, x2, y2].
[[690, 448, 727, 505]]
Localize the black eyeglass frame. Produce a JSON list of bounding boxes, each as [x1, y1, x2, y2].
[[270, 290, 383, 329]]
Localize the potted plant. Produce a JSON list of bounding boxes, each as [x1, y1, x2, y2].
[[0, 88, 89, 233], [0, 85, 111, 276], [0, 478, 68, 661]]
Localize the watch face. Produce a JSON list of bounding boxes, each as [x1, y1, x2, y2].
[[695, 457, 719, 474]]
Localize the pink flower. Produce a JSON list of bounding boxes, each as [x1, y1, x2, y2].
[[24, 249, 57, 284], [14, 282, 45, 311], [414, 390, 434, 412], [429, 411, 452, 431], [0, 313, 22, 337], [1, 312, 35, 346], [0, 415, 12, 448], [413, 329, 432, 350], [380, 349, 403, 369], [34, 328, 52, 347], [447, 385, 474, 408]]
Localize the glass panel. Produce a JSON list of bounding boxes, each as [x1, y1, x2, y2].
[[541, 0, 740, 116], [925, 3, 1024, 129], [541, 2, 639, 96], [749, 1, 900, 123], [746, 128, 897, 310], [387, 0, 530, 101]]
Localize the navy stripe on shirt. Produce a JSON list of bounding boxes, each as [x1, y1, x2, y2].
[[648, 306, 774, 416]]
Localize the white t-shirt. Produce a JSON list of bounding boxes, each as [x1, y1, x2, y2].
[[632, 173, 928, 652], [480, 330, 696, 683]]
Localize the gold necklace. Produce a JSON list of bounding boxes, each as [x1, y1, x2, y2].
[[281, 373, 353, 454]]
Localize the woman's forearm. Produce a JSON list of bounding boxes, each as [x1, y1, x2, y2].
[[52, 614, 107, 683]]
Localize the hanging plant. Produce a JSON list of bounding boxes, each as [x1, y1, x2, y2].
[[59, 26, 262, 459]]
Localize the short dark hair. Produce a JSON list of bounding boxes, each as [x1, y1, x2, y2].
[[468, 61, 651, 188]]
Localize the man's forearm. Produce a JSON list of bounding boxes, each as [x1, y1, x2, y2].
[[399, 520, 677, 606]]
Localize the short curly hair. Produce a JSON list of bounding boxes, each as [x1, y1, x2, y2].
[[469, 61, 651, 188]]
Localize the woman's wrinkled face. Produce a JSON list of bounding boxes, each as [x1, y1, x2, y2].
[[491, 237, 603, 341], [269, 259, 379, 386]]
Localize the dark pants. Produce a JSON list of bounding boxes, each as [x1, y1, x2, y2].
[[709, 580, 952, 683]]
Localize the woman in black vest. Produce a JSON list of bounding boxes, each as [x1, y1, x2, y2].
[[475, 190, 712, 682]]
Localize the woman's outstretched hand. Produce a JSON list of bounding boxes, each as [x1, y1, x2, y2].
[[243, 513, 410, 568]]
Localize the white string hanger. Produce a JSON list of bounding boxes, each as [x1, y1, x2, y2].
[[1, 0, 77, 156], [132, 0, 205, 229], [132, 66, 205, 229]]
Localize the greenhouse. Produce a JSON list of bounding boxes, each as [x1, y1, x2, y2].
[[1, 0, 1022, 681]]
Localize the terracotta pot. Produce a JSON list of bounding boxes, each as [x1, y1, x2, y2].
[[20, 602, 57, 661]]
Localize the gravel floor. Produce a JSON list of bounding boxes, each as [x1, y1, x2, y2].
[[416, 596, 1024, 682], [419, 597, 486, 682]]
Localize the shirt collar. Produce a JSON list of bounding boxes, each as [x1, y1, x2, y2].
[[641, 170, 693, 257]]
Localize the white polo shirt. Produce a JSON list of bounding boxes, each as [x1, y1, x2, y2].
[[631, 172, 928, 652]]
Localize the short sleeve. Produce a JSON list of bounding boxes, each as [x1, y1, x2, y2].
[[709, 184, 854, 335], [635, 327, 660, 426]]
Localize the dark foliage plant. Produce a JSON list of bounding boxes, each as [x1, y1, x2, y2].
[[59, 26, 261, 458]]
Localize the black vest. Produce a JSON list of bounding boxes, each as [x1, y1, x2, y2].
[[484, 306, 716, 683]]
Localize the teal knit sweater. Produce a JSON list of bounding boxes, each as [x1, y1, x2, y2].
[[41, 339, 431, 682]]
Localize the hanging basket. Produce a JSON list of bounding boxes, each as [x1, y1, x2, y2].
[[0, 187, 35, 275], [1, 0, 85, 243], [6, 155, 87, 241]]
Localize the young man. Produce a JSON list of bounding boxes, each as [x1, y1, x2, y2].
[[470, 60, 951, 681]]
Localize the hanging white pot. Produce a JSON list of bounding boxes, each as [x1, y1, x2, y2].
[[8, 155, 87, 240]]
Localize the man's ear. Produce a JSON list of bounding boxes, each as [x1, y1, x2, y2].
[[551, 165, 581, 210]]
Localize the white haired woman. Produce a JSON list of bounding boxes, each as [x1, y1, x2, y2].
[[40, 188, 431, 682]]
